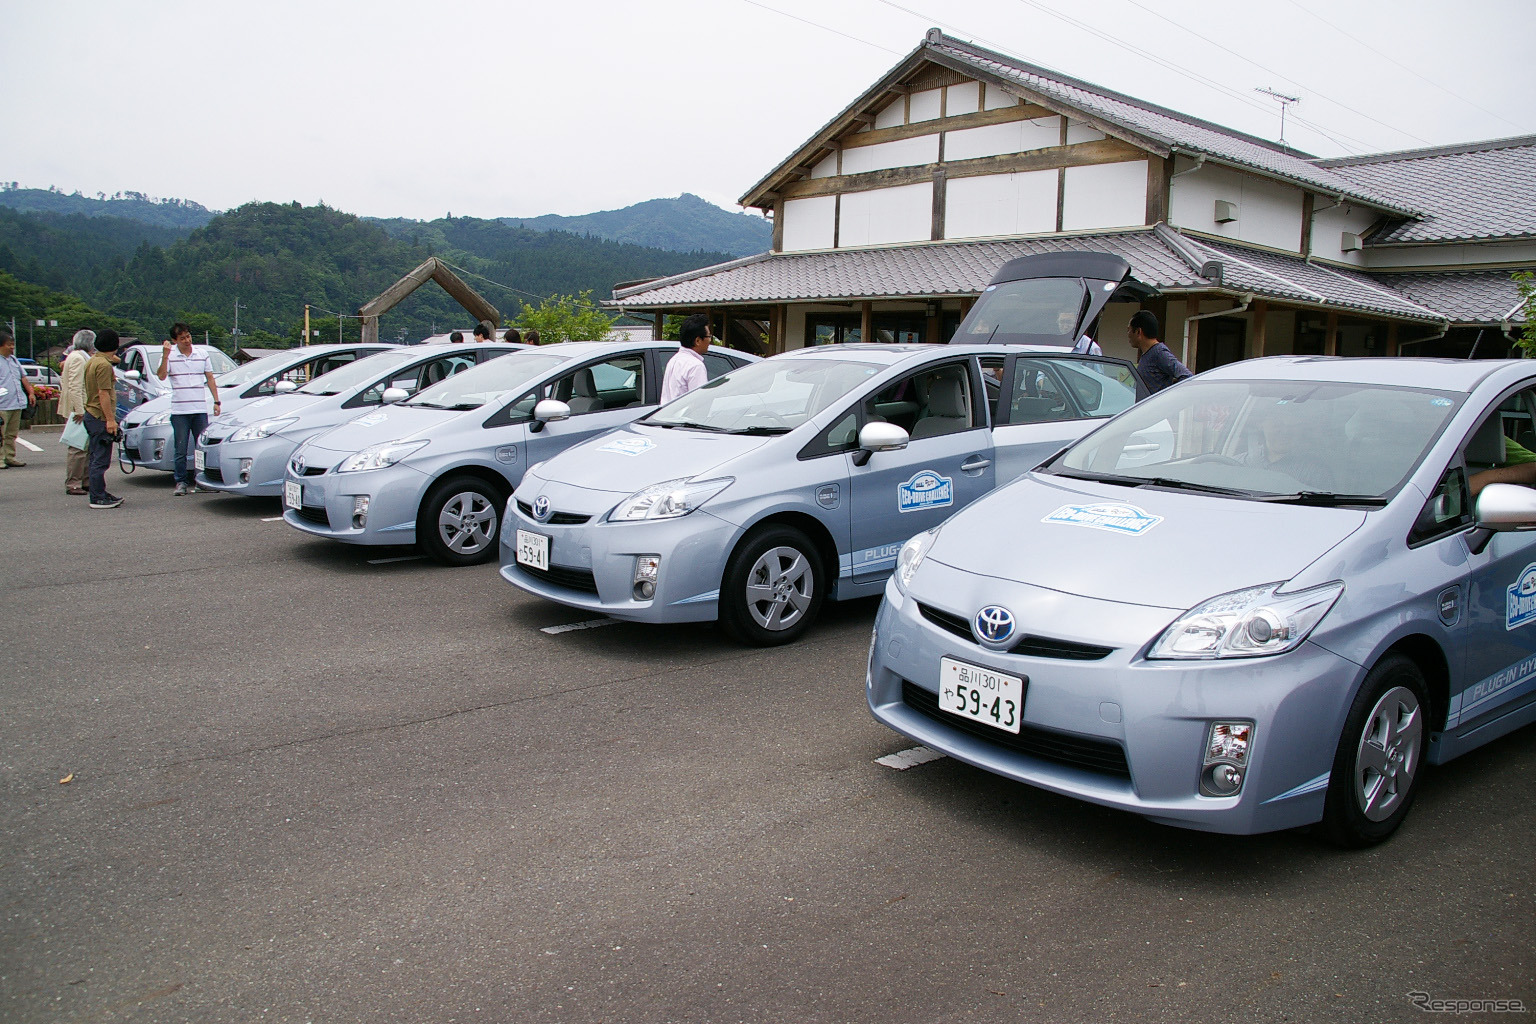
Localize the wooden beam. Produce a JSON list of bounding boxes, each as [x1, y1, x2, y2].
[[652, 309, 665, 341], [837, 102, 1053, 150], [778, 138, 1147, 201], [1251, 299, 1268, 358], [1145, 155, 1173, 225], [926, 303, 940, 344], [1185, 296, 1202, 369], [1326, 311, 1339, 356], [931, 167, 946, 241], [357, 256, 500, 328], [861, 301, 873, 345], [1386, 322, 1399, 358], [1055, 117, 1068, 233], [771, 200, 784, 252], [1300, 193, 1315, 256]]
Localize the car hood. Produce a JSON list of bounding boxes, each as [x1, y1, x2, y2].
[[305, 404, 461, 453], [212, 393, 328, 431], [123, 395, 172, 422], [923, 473, 1369, 611], [527, 424, 776, 497]]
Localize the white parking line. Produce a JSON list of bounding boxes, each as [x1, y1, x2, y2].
[[17, 437, 43, 452], [260, 516, 285, 522], [367, 555, 426, 565], [876, 746, 947, 770], [540, 617, 618, 635]]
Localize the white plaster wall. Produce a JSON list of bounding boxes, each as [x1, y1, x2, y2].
[[1066, 120, 1106, 144], [1092, 303, 1136, 362], [944, 116, 1062, 162], [945, 170, 1058, 239], [1309, 203, 1377, 265], [946, 81, 979, 116], [983, 85, 1018, 110], [810, 151, 837, 179], [1168, 161, 1305, 251], [781, 195, 836, 251], [839, 182, 934, 246], [910, 88, 942, 122], [842, 135, 939, 175], [874, 98, 904, 130], [1062, 160, 1148, 230], [1359, 240, 1536, 269], [784, 308, 807, 350]]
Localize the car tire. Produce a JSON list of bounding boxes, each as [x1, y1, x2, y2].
[[419, 475, 506, 566], [719, 526, 826, 647], [1320, 653, 1429, 848]]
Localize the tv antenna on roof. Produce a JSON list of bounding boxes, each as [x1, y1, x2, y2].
[[1255, 87, 1300, 147]]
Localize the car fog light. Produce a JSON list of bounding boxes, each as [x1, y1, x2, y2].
[[353, 496, 370, 529], [1200, 721, 1253, 798], [635, 581, 656, 600], [633, 555, 661, 600], [239, 457, 252, 484], [152, 440, 165, 460]]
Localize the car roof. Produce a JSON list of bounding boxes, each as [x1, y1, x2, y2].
[[1198, 356, 1527, 393], [783, 343, 1114, 366]]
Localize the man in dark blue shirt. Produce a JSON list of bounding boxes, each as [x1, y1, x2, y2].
[[1128, 310, 1192, 393]]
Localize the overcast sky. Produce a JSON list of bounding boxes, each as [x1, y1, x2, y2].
[[2, 0, 1532, 222]]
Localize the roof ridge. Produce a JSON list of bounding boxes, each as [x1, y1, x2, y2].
[[610, 251, 774, 299], [929, 32, 1316, 161], [1316, 133, 1536, 167]]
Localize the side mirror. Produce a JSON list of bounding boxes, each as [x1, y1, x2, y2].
[[123, 369, 142, 381], [529, 399, 571, 433], [1476, 483, 1536, 531], [274, 380, 297, 394], [381, 387, 409, 405], [853, 421, 910, 467]]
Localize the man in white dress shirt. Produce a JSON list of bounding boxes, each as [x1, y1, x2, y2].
[[659, 314, 713, 405]]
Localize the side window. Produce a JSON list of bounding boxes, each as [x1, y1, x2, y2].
[[979, 356, 1006, 426], [550, 355, 646, 415], [862, 362, 977, 439], [1009, 359, 1075, 424], [799, 409, 861, 460], [701, 353, 740, 380], [1410, 467, 1472, 546], [1463, 387, 1536, 499]]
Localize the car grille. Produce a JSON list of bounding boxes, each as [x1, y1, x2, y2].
[[917, 603, 1114, 660], [516, 500, 592, 526], [125, 446, 141, 461], [514, 561, 599, 594], [203, 467, 224, 484], [202, 435, 223, 446], [901, 680, 1130, 778], [292, 505, 330, 527]]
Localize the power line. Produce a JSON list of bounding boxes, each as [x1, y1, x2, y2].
[[738, 0, 902, 53]]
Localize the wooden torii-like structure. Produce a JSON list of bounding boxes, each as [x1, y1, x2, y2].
[[357, 257, 501, 343]]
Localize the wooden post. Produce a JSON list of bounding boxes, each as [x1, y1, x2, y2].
[[926, 304, 940, 344], [1326, 311, 1339, 356], [652, 310, 665, 341], [1145, 156, 1173, 225], [303, 304, 311, 347], [1184, 296, 1201, 370], [931, 168, 946, 241], [1251, 299, 1268, 358], [1299, 194, 1315, 256], [771, 200, 784, 253], [360, 316, 378, 345], [861, 301, 873, 345], [1386, 322, 1399, 358]]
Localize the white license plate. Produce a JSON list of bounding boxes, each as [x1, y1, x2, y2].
[[194, 448, 205, 472], [284, 480, 302, 510], [515, 529, 550, 571], [939, 657, 1025, 734]]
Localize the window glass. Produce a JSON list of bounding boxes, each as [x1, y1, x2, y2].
[[800, 410, 861, 459], [701, 352, 741, 379], [299, 349, 415, 396], [864, 362, 975, 438], [1411, 467, 1471, 544], [358, 355, 476, 405], [956, 278, 1086, 344], [548, 355, 646, 415], [408, 351, 566, 411], [651, 357, 881, 435]]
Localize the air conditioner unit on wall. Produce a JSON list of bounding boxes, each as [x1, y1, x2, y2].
[[1341, 232, 1363, 252], [1214, 200, 1238, 223]]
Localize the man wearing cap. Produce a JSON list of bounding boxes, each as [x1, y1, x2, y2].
[[83, 328, 124, 509]]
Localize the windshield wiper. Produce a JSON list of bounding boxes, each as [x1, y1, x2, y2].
[[1256, 492, 1389, 507], [725, 425, 792, 435], [1047, 467, 1147, 487], [1139, 477, 1256, 497], [655, 420, 728, 432]]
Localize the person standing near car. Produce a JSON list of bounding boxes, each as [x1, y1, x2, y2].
[[660, 314, 712, 404], [83, 328, 123, 508], [1127, 310, 1192, 394], [58, 329, 95, 492], [0, 330, 36, 467], [156, 322, 220, 496]]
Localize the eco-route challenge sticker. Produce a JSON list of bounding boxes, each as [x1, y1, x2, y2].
[[1043, 502, 1163, 535], [598, 436, 655, 457], [898, 471, 953, 513], [1507, 562, 1536, 630]]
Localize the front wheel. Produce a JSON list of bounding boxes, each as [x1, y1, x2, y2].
[[719, 526, 826, 646], [1320, 653, 1429, 847], [419, 476, 505, 566]]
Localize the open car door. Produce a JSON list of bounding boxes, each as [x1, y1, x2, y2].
[[950, 252, 1155, 348]]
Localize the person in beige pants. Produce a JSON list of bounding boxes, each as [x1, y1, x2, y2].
[[58, 330, 95, 494]]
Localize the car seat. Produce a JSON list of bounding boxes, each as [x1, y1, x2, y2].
[[911, 374, 969, 439], [1465, 413, 1507, 471], [565, 369, 601, 414]]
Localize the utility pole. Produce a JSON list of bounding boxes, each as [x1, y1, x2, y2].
[[232, 297, 246, 351], [1255, 87, 1300, 147], [304, 304, 311, 347]]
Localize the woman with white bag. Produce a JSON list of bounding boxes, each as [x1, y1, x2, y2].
[[58, 329, 95, 495]]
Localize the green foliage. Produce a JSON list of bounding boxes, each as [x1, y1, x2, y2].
[[512, 290, 616, 344], [1514, 271, 1536, 357], [0, 269, 142, 358], [0, 187, 215, 230], [661, 314, 684, 341], [501, 193, 771, 258]]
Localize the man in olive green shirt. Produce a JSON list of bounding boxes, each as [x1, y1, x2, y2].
[[83, 328, 123, 508]]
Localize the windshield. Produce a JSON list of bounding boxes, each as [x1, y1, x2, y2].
[[146, 347, 237, 375], [297, 349, 417, 396], [405, 351, 567, 410], [956, 278, 1088, 345], [1055, 378, 1463, 500], [649, 357, 882, 434], [215, 351, 305, 388]]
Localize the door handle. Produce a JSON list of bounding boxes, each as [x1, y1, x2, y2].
[[961, 456, 992, 472]]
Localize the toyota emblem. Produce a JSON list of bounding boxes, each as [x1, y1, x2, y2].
[[293, 455, 305, 474], [533, 495, 551, 521], [973, 605, 1016, 647]]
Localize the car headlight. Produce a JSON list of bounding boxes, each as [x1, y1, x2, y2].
[[610, 476, 733, 521], [338, 439, 429, 473], [1148, 581, 1343, 660], [145, 411, 172, 426], [893, 528, 939, 595], [229, 417, 298, 442]]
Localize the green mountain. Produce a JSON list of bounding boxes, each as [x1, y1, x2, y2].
[[0, 185, 215, 230], [0, 206, 187, 296], [500, 193, 770, 257]]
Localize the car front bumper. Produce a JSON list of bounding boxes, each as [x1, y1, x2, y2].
[[281, 458, 426, 546], [866, 567, 1358, 836], [196, 433, 296, 496], [122, 422, 174, 471]]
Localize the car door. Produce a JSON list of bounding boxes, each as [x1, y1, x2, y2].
[[522, 352, 654, 469], [1454, 383, 1536, 733], [845, 358, 995, 585], [991, 353, 1144, 484]]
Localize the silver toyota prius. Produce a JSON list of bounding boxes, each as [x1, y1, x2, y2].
[[867, 355, 1536, 845], [281, 340, 757, 564], [501, 343, 1147, 644], [120, 344, 390, 473], [195, 342, 520, 496]]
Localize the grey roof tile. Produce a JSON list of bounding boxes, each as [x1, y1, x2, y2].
[[1373, 270, 1531, 324], [1319, 136, 1536, 244]]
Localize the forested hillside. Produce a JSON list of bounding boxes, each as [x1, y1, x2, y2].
[[0, 186, 215, 230], [501, 193, 770, 256]]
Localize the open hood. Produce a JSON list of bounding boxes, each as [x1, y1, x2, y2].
[[951, 251, 1153, 348]]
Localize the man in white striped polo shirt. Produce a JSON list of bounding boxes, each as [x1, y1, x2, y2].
[[156, 322, 221, 495]]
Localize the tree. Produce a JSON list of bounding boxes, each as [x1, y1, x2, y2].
[[1514, 271, 1536, 357], [512, 290, 616, 344]]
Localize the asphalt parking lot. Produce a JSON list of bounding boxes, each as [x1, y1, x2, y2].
[[3, 426, 1532, 1024]]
